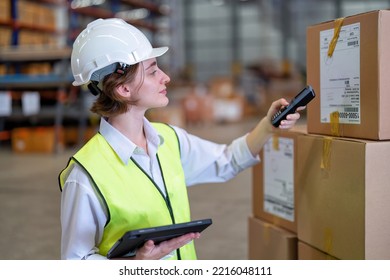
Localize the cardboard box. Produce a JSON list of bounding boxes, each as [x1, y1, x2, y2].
[[12, 126, 63, 153], [248, 216, 297, 260], [0, 0, 11, 21], [298, 241, 338, 260], [213, 96, 244, 123], [306, 10, 390, 140], [252, 126, 307, 233], [297, 134, 390, 259], [0, 27, 11, 46]]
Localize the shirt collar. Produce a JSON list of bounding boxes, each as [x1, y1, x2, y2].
[[99, 117, 164, 165]]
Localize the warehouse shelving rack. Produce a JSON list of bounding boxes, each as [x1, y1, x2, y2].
[[0, 0, 171, 152], [0, 46, 74, 152]]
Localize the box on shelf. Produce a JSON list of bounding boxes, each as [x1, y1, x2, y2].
[[11, 126, 63, 153], [306, 10, 390, 140], [0, 27, 12, 47], [252, 125, 307, 234], [0, 1, 11, 21], [17, 0, 56, 29], [21, 62, 52, 75], [248, 216, 297, 260], [19, 30, 57, 46], [297, 133, 390, 259]]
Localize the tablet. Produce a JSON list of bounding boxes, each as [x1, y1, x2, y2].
[[107, 218, 212, 259]]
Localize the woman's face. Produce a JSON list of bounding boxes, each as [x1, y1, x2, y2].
[[131, 58, 171, 110]]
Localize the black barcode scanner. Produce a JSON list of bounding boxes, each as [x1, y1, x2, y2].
[[271, 85, 316, 127]]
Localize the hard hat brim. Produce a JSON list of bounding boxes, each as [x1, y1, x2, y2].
[[72, 46, 169, 86], [149, 46, 169, 60]]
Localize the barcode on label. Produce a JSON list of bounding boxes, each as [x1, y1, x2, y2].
[[344, 107, 359, 112], [348, 41, 359, 46]]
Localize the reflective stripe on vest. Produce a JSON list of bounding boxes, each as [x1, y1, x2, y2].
[[59, 123, 197, 260]]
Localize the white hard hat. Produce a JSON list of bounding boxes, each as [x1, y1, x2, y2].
[[71, 18, 168, 86]]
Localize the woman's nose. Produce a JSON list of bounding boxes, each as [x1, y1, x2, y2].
[[162, 71, 171, 84]]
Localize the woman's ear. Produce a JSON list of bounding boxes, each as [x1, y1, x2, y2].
[[116, 83, 132, 98]]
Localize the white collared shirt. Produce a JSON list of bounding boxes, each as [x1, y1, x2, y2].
[[60, 117, 260, 259]]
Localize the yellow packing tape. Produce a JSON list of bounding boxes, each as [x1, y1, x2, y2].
[[272, 135, 280, 151], [330, 111, 341, 137], [321, 137, 332, 171], [324, 228, 334, 255], [327, 17, 345, 58]]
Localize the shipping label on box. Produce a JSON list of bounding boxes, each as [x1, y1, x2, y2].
[[263, 137, 294, 222], [252, 126, 307, 234], [320, 23, 361, 124], [307, 10, 390, 140]]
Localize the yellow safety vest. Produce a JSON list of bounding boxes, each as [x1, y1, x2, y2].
[[59, 123, 196, 260]]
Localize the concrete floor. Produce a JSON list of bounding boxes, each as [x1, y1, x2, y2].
[[0, 117, 262, 260]]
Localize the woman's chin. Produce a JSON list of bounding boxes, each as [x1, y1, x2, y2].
[[152, 99, 169, 109]]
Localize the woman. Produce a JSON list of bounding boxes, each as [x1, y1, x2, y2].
[[59, 18, 303, 260]]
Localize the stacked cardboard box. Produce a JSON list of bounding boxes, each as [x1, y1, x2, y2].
[[250, 126, 307, 259], [298, 9, 390, 260], [251, 10, 390, 260], [15, 0, 58, 47], [17, 0, 56, 30], [248, 216, 297, 260], [306, 10, 390, 140], [18, 30, 58, 47], [296, 134, 390, 259]]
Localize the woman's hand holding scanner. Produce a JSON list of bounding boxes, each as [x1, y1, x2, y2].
[[246, 97, 304, 157], [113, 232, 201, 260], [270, 85, 315, 128], [267, 98, 305, 130]]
